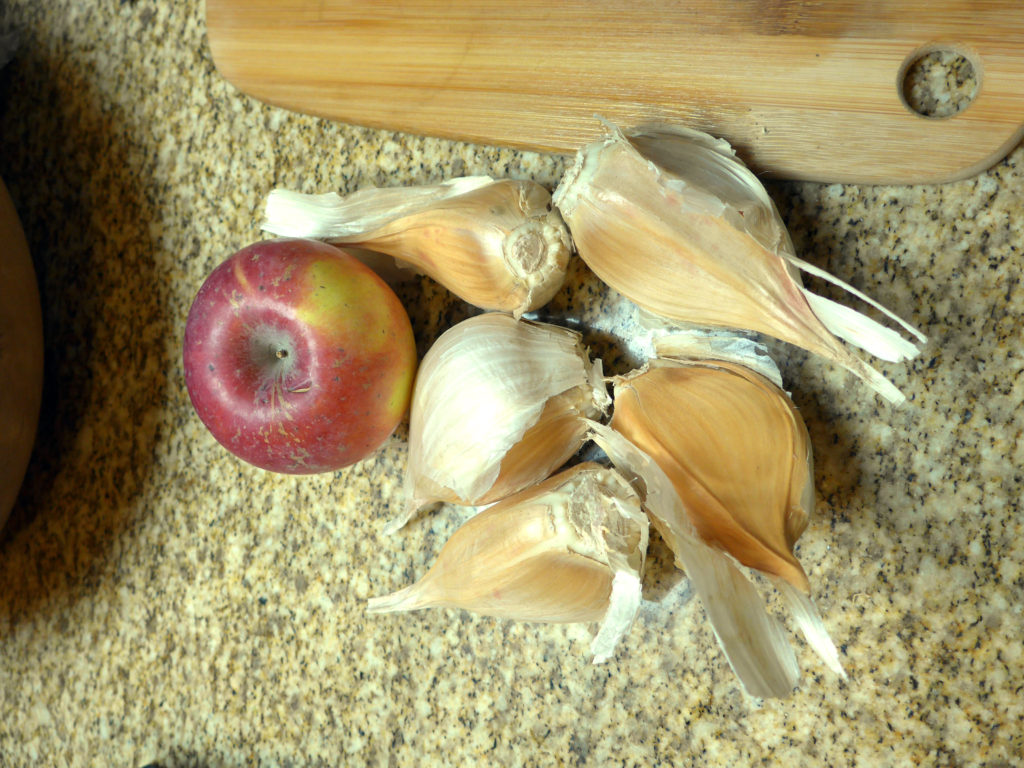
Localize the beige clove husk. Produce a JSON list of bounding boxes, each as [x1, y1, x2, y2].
[[262, 177, 572, 317], [368, 462, 649, 663], [387, 312, 610, 534], [650, 328, 786, 390], [587, 336, 844, 697], [553, 123, 926, 405]]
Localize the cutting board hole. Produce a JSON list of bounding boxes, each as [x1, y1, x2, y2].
[[900, 48, 979, 118]]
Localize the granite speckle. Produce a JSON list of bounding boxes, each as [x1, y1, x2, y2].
[[2, 1, 1024, 766]]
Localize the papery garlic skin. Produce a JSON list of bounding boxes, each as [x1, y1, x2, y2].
[[651, 329, 785, 390], [553, 124, 925, 405], [368, 463, 649, 663], [390, 312, 609, 533], [263, 177, 571, 317]]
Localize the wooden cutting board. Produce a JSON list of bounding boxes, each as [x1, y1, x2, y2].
[[206, 0, 1024, 184]]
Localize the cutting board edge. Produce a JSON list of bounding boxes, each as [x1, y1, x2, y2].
[[206, 65, 1024, 185], [203, 0, 1024, 185]]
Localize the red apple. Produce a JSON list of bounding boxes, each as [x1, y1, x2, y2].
[[183, 238, 417, 473]]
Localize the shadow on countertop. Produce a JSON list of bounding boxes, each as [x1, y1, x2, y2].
[[0, 34, 172, 623]]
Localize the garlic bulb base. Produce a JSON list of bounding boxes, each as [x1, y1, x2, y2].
[[503, 211, 574, 317]]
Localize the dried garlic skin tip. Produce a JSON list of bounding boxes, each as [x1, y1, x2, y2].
[[552, 124, 924, 405], [611, 359, 813, 591], [263, 177, 571, 317], [368, 463, 648, 659], [390, 312, 609, 533]]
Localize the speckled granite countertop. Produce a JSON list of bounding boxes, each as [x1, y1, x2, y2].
[[1, 1, 1022, 766]]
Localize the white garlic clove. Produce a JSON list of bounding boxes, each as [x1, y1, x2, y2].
[[389, 312, 609, 533], [610, 358, 814, 591]]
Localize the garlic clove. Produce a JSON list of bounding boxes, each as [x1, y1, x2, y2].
[[625, 125, 925, 345], [552, 123, 924, 405], [369, 462, 649, 662], [389, 312, 609, 533], [263, 177, 572, 317], [588, 342, 844, 694], [611, 360, 812, 591], [588, 421, 799, 697]]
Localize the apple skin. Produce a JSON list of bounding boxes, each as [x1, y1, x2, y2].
[[183, 238, 417, 473]]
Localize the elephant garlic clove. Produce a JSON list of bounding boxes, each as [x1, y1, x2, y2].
[[263, 177, 571, 317], [388, 312, 609, 533], [368, 463, 649, 663], [552, 123, 925, 405]]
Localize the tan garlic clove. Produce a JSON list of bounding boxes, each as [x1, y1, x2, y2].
[[553, 123, 925, 405], [589, 419, 800, 697], [368, 462, 649, 662], [612, 358, 813, 591], [263, 177, 571, 316], [388, 311, 609, 534], [587, 337, 843, 696]]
